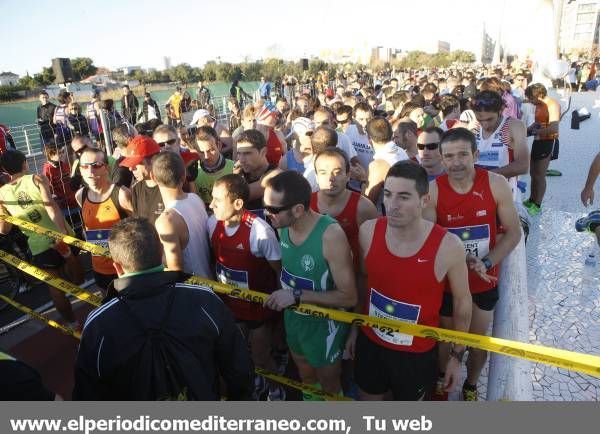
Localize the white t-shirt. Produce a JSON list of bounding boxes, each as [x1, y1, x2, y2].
[[302, 156, 319, 192], [345, 124, 374, 169], [372, 141, 409, 167], [336, 132, 358, 160], [207, 214, 281, 261]]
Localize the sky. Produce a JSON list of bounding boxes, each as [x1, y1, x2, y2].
[[0, 0, 533, 77]]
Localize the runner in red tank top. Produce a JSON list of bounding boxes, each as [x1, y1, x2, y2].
[[347, 161, 471, 401], [424, 128, 521, 401], [208, 174, 285, 401], [310, 148, 378, 271]]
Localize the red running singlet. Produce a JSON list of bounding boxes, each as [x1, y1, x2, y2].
[[210, 210, 278, 321], [435, 168, 498, 294], [362, 218, 447, 353], [310, 191, 361, 270]]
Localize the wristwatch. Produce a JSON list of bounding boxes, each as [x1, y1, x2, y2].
[[481, 257, 493, 271], [449, 346, 466, 363], [292, 288, 302, 306]]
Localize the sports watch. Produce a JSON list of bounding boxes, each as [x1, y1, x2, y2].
[[293, 288, 302, 306], [449, 345, 466, 363], [482, 257, 493, 271]]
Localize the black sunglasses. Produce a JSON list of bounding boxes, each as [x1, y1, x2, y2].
[[472, 98, 499, 110], [158, 138, 177, 147], [417, 142, 439, 151], [263, 203, 295, 214], [336, 118, 351, 124]]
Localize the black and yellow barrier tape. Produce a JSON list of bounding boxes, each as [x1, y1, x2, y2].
[[0, 294, 81, 339], [0, 250, 102, 307], [0, 292, 346, 400], [3, 215, 600, 378]]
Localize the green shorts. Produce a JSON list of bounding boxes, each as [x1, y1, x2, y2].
[[284, 310, 349, 368]]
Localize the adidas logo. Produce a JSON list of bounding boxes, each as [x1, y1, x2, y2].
[[236, 243, 244, 250]]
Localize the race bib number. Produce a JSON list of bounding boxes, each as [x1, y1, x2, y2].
[[448, 224, 490, 258], [85, 229, 110, 256], [280, 267, 315, 292], [477, 150, 499, 166], [216, 263, 249, 289], [368, 288, 420, 346]]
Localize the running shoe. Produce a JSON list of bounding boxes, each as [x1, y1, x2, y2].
[[252, 375, 268, 401], [462, 382, 478, 401], [267, 385, 287, 401], [523, 200, 541, 217], [429, 376, 448, 401], [575, 210, 600, 232]]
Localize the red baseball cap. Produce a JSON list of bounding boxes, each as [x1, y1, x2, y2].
[[120, 135, 161, 168]]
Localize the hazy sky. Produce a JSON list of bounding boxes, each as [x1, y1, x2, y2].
[[1, 0, 530, 76]]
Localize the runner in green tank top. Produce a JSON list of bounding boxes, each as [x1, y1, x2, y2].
[[195, 126, 234, 207], [263, 171, 357, 400], [0, 150, 79, 326]]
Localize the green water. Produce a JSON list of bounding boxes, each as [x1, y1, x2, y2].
[[0, 81, 260, 127]]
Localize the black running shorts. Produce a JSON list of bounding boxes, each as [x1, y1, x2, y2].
[[30, 248, 64, 270], [354, 331, 436, 400], [531, 139, 559, 161], [440, 287, 499, 317]]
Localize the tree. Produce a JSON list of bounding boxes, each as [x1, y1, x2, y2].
[[71, 57, 97, 80], [203, 61, 218, 82], [449, 50, 476, 64], [33, 66, 55, 86], [18, 75, 37, 90]]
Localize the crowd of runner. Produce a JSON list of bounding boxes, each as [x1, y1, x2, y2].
[[1, 61, 596, 401]]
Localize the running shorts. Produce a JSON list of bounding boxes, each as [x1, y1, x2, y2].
[[531, 139, 559, 161], [440, 287, 499, 316], [284, 310, 348, 368], [354, 331, 436, 400], [30, 248, 64, 270]]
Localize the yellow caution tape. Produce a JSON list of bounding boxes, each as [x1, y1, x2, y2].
[[255, 368, 352, 401], [0, 215, 108, 256], [186, 276, 600, 378], [3, 215, 600, 378], [0, 250, 102, 307], [0, 290, 347, 400], [0, 294, 81, 339]]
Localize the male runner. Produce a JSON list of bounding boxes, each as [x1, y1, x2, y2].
[[310, 148, 378, 270], [417, 126, 445, 180], [120, 136, 163, 226], [234, 129, 280, 219], [347, 161, 471, 401], [195, 126, 234, 208], [152, 152, 212, 278], [577, 151, 600, 244], [0, 150, 79, 327], [364, 117, 409, 208], [76, 148, 132, 292], [471, 90, 529, 201], [424, 128, 521, 400], [208, 174, 284, 400], [522, 83, 560, 216], [264, 171, 357, 399]]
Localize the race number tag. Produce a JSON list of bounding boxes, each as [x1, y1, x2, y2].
[[448, 224, 490, 258], [368, 288, 420, 346], [85, 229, 110, 256], [280, 267, 315, 292], [216, 263, 249, 289]]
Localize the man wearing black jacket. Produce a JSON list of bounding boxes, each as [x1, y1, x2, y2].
[[73, 217, 254, 400], [120, 85, 139, 126], [36, 91, 56, 145]]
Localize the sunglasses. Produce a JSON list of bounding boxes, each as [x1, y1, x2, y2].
[[472, 98, 498, 110], [417, 142, 439, 151], [263, 203, 294, 214], [157, 138, 177, 147], [79, 161, 106, 170], [336, 118, 350, 124]]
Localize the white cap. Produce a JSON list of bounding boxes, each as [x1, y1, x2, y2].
[[191, 109, 215, 125]]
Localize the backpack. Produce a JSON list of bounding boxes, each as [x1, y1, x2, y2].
[[118, 289, 205, 400]]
